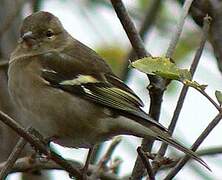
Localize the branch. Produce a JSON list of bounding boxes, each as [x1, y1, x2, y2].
[[155, 15, 211, 172], [164, 113, 222, 179], [0, 136, 26, 179], [137, 147, 155, 180], [89, 144, 102, 165], [2, 145, 220, 180], [122, 146, 222, 177], [166, 0, 194, 58], [99, 136, 121, 169], [0, 156, 120, 180], [185, 0, 222, 74], [0, 110, 82, 179], [90, 137, 122, 179], [192, 86, 221, 111], [154, 146, 222, 172]]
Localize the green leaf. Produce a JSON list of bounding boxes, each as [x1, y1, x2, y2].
[[215, 90, 222, 105], [131, 57, 209, 93], [131, 57, 191, 81]]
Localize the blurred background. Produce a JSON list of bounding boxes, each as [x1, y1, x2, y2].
[[1, 0, 222, 179]]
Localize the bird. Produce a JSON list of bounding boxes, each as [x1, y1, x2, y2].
[[8, 11, 209, 170]]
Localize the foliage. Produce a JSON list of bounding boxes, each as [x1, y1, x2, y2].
[[131, 56, 191, 81]]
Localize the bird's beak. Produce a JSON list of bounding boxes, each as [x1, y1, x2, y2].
[[19, 31, 36, 47], [22, 31, 34, 41]]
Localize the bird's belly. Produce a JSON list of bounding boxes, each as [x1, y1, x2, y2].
[[8, 70, 112, 148], [14, 88, 111, 147]]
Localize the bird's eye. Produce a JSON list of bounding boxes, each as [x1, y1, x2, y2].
[[46, 29, 54, 38]]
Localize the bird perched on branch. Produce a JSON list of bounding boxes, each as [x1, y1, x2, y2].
[[8, 11, 209, 170]]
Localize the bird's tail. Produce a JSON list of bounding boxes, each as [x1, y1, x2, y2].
[[114, 116, 210, 170], [150, 126, 211, 171]]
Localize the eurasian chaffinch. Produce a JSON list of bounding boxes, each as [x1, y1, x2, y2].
[[8, 11, 208, 169]]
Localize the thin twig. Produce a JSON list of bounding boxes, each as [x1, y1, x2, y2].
[[166, 0, 194, 58], [189, 20, 212, 76], [154, 16, 212, 172], [89, 144, 102, 165], [0, 137, 26, 179], [137, 147, 155, 180], [194, 87, 221, 111], [82, 146, 95, 179], [99, 137, 121, 169], [0, 110, 82, 179], [110, 158, 122, 174], [156, 146, 222, 172], [164, 113, 222, 179], [88, 137, 122, 180]]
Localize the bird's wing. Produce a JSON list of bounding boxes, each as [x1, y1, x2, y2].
[[39, 49, 168, 132]]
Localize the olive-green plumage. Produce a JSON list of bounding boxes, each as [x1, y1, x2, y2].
[[8, 11, 209, 170]]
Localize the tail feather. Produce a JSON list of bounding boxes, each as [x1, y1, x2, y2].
[[156, 131, 211, 171], [115, 116, 210, 170]]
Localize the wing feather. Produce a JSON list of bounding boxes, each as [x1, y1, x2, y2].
[[40, 50, 168, 132]]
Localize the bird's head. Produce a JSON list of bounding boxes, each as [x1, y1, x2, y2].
[[18, 11, 68, 52]]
